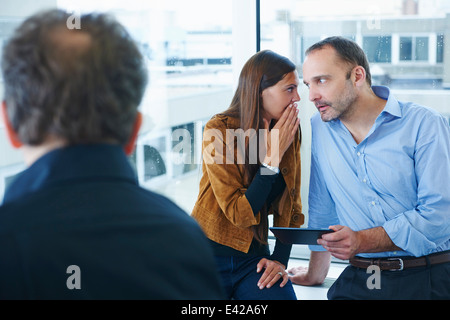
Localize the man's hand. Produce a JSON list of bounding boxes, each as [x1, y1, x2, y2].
[[317, 225, 361, 260], [287, 265, 318, 286], [288, 251, 331, 286], [318, 225, 401, 260]]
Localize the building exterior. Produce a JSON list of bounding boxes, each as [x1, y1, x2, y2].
[[291, 14, 450, 89]]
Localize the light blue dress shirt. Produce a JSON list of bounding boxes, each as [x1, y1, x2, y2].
[[308, 86, 450, 258]]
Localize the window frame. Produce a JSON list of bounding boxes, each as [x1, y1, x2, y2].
[[393, 33, 437, 65]]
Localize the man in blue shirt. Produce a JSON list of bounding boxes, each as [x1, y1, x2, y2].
[[289, 36, 450, 299], [0, 9, 224, 299]]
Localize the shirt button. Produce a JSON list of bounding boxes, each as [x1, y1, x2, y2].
[[363, 179, 367, 183], [357, 152, 361, 156], [371, 201, 376, 206]]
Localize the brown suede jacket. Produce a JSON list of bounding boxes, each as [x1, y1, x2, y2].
[[192, 114, 304, 253]]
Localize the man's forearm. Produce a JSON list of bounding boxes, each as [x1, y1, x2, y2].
[[288, 250, 331, 286], [357, 226, 401, 254], [309, 251, 332, 284]]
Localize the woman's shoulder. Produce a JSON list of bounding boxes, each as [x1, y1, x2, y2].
[[205, 113, 240, 130]]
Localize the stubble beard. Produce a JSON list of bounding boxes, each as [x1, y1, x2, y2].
[[319, 83, 358, 123]]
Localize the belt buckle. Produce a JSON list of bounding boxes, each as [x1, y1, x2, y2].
[[388, 258, 404, 271]]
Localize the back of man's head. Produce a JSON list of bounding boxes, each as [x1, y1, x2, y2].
[[1, 9, 148, 146]]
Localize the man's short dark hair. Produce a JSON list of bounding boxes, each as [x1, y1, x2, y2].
[[305, 36, 372, 86], [1, 9, 148, 146]]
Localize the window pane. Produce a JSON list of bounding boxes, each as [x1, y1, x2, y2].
[[400, 36, 413, 61], [415, 36, 429, 61], [437, 34, 444, 63], [261, 0, 450, 259], [300, 37, 321, 64], [363, 36, 392, 63], [0, 0, 235, 212]]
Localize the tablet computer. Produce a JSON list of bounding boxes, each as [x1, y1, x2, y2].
[[269, 227, 334, 245]]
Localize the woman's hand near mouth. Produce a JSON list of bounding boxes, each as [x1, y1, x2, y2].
[[262, 103, 299, 168]]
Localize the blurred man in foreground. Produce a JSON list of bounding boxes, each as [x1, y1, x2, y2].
[[0, 9, 224, 300]]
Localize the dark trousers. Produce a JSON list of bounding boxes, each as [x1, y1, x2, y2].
[[328, 261, 450, 300], [214, 255, 297, 300]]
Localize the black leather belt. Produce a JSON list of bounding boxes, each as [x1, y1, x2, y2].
[[349, 250, 450, 271]]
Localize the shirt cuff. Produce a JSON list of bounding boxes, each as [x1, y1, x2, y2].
[[261, 162, 280, 175], [308, 244, 327, 252]]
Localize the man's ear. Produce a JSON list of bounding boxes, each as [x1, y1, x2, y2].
[[353, 66, 367, 87], [1, 101, 23, 149], [123, 111, 142, 156]]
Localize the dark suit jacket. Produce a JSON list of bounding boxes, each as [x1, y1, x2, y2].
[[0, 144, 224, 299]]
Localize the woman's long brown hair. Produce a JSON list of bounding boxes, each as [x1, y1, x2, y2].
[[222, 50, 297, 244]]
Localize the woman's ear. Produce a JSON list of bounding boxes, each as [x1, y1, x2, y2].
[[1, 101, 23, 149], [123, 111, 142, 156]]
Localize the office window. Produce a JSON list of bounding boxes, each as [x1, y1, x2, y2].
[[1, 0, 449, 224], [400, 36, 413, 61], [400, 35, 429, 61], [415, 36, 429, 61], [437, 34, 444, 63], [363, 36, 392, 63], [0, 0, 237, 212], [304, 37, 320, 61], [261, 0, 450, 258]]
